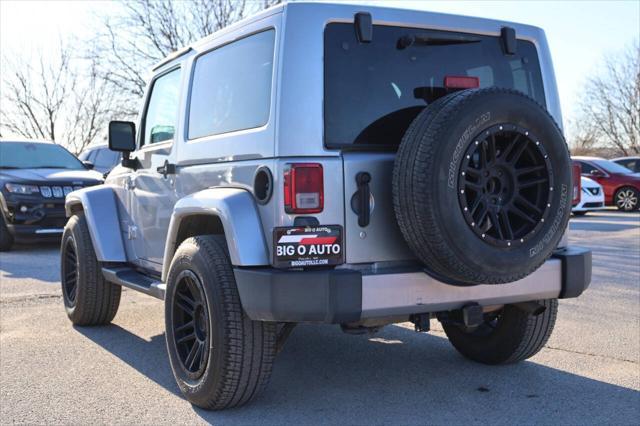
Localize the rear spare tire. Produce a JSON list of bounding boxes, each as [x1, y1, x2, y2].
[[393, 88, 571, 285]]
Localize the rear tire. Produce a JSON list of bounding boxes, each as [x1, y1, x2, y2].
[[165, 235, 277, 410], [614, 187, 639, 211], [0, 214, 14, 251], [442, 299, 557, 364], [60, 214, 121, 325]]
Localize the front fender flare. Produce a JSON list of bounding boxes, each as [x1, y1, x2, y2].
[[162, 187, 269, 282], [65, 185, 127, 262]]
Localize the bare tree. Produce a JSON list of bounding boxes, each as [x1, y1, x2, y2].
[[575, 41, 640, 156], [90, 0, 281, 117], [567, 117, 599, 154], [1, 0, 282, 151], [63, 64, 117, 154], [1, 46, 115, 153], [1, 47, 75, 141]]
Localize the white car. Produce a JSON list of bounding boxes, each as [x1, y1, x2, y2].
[[573, 176, 606, 216]]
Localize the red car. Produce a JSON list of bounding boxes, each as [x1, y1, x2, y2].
[[572, 156, 640, 211]]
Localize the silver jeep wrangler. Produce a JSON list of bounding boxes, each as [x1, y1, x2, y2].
[[61, 2, 591, 410]]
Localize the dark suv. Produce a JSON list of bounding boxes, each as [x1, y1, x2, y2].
[[0, 140, 103, 250]]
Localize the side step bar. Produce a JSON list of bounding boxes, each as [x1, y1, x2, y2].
[[102, 266, 166, 300]]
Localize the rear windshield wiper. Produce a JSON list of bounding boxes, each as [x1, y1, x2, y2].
[[397, 34, 481, 50]]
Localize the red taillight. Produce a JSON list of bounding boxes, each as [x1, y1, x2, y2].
[[572, 163, 581, 206], [284, 163, 324, 214], [444, 76, 480, 90]]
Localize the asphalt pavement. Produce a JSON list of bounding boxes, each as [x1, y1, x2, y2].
[[1, 210, 639, 424]]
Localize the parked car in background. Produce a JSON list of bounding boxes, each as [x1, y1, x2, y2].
[[78, 143, 121, 175], [572, 176, 605, 216], [572, 156, 640, 211], [0, 140, 103, 251], [612, 156, 640, 173]]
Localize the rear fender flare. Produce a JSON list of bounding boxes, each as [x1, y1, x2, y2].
[[162, 187, 269, 282]]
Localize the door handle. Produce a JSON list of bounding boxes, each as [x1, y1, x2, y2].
[[157, 160, 176, 178], [356, 172, 371, 227]]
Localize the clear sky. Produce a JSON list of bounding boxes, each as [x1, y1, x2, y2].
[[1, 0, 639, 139]]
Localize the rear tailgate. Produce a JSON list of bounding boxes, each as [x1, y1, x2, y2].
[[342, 152, 414, 264]]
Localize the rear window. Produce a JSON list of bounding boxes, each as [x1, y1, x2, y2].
[[324, 23, 546, 149]]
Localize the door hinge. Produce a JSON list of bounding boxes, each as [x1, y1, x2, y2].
[[127, 225, 138, 240]]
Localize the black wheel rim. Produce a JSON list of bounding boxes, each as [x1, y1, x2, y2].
[[171, 270, 210, 379], [62, 238, 78, 304], [458, 124, 553, 247]]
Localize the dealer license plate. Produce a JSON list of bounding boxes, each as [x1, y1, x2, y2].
[[273, 225, 343, 268]]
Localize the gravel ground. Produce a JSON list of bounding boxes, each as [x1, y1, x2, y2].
[[1, 210, 638, 425]]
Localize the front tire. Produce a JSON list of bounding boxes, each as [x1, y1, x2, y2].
[[614, 187, 639, 211], [0, 214, 14, 251], [442, 299, 557, 364], [60, 214, 121, 325], [165, 235, 277, 410]]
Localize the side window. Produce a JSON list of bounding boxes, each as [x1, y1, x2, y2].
[[94, 149, 120, 168], [579, 161, 593, 175], [188, 29, 275, 140], [142, 68, 182, 147]]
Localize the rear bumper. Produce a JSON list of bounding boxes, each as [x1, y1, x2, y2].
[[234, 246, 592, 324]]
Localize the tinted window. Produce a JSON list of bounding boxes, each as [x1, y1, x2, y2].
[[592, 159, 632, 174], [617, 159, 638, 172], [93, 148, 120, 168], [0, 142, 85, 170], [188, 30, 275, 139], [579, 161, 594, 174], [142, 68, 181, 146], [324, 24, 546, 148]]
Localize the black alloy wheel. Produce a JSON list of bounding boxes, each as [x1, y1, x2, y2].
[[62, 238, 78, 304], [458, 124, 553, 248], [171, 269, 210, 379]]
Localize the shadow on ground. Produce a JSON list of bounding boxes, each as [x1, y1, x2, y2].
[[76, 322, 640, 424]]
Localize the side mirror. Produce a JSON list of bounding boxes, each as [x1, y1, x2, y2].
[[82, 161, 94, 170], [108, 121, 137, 169], [108, 121, 136, 153]]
